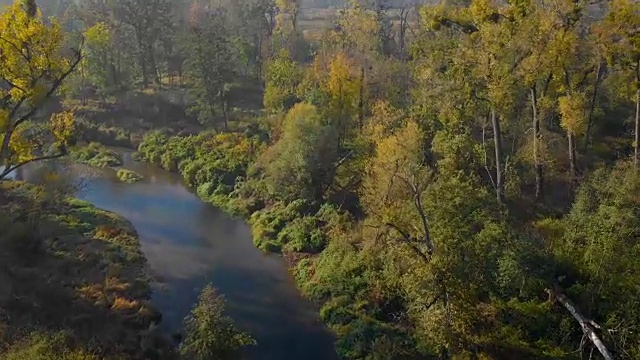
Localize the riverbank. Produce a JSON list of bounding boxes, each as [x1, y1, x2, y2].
[[133, 130, 399, 359], [0, 181, 172, 359]]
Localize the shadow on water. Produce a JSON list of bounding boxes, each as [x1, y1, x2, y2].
[[13, 154, 340, 360]]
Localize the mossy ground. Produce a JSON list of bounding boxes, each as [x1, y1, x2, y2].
[[0, 181, 172, 359]]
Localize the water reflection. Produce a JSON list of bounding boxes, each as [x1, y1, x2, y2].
[[16, 155, 339, 360]]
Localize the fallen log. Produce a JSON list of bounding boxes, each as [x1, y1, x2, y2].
[[547, 282, 613, 360]]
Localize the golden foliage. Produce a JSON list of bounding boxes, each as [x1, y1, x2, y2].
[[0, 3, 68, 105], [558, 92, 588, 135], [50, 111, 76, 146], [362, 120, 430, 226]]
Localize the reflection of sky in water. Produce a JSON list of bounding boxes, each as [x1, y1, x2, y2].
[[15, 156, 338, 360]]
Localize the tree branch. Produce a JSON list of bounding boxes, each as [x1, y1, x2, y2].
[[385, 222, 431, 263], [0, 150, 67, 180]]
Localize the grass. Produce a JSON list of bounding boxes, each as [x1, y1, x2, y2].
[[0, 181, 169, 359]]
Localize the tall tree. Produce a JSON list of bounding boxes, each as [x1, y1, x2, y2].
[[597, 0, 640, 168], [117, 0, 172, 88], [184, 1, 233, 130]]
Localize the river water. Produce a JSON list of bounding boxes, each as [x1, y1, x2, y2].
[[13, 154, 339, 360]]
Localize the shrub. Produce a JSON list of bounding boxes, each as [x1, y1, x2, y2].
[[71, 142, 122, 168], [2, 332, 99, 360], [116, 169, 143, 183]]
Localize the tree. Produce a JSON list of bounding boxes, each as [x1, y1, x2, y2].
[[0, 2, 81, 180], [597, 0, 640, 168], [184, 2, 233, 130], [261, 103, 339, 202], [75, 22, 112, 102], [325, 53, 362, 137], [180, 284, 255, 360], [264, 49, 300, 112], [116, 0, 172, 88], [361, 120, 434, 259], [558, 92, 588, 181]]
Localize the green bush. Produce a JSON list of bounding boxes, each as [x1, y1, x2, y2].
[[116, 169, 143, 183], [71, 142, 123, 168], [278, 216, 325, 253], [2, 332, 99, 360]]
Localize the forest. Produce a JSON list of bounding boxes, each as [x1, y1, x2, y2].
[[0, 0, 639, 359]]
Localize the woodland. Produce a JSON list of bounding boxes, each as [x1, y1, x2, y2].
[[0, 0, 639, 359]]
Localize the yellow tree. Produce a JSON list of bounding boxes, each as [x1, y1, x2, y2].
[[326, 53, 361, 135], [422, 0, 528, 204], [597, 0, 640, 168], [545, 0, 600, 181], [558, 92, 588, 180], [0, 2, 82, 179], [361, 120, 435, 258]]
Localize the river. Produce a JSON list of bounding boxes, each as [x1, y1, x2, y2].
[[12, 154, 339, 360]]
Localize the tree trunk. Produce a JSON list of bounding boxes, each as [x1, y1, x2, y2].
[[358, 66, 365, 128], [149, 48, 160, 86], [635, 60, 640, 169], [531, 87, 543, 201], [583, 61, 603, 153], [635, 87, 639, 169], [491, 107, 504, 204], [140, 53, 149, 88], [222, 99, 229, 132], [548, 283, 613, 360], [568, 131, 577, 181]]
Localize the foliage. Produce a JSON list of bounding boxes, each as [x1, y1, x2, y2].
[[0, 2, 81, 179], [1, 332, 99, 360], [71, 143, 123, 168], [259, 103, 338, 202], [0, 181, 167, 359], [63, 0, 640, 358], [180, 284, 255, 360], [264, 49, 301, 112], [116, 169, 143, 183]]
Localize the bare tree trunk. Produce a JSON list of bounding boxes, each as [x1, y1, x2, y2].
[[491, 107, 504, 204], [548, 284, 613, 360], [531, 87, 543, 201], [358, 66, 365, 128], [222, 99, 229, 132], [635, 62, 640, 169], [568, 131, 577, 181], [583, 61, 603, 153]]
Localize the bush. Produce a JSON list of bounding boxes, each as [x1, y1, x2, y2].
[[278, 216, 325, 253], [116, 169, 143, 183], [2, 332, 99, 360], [71, 142, 122, 168]]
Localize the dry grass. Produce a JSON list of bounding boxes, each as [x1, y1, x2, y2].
[[111, 297, 141, 312]]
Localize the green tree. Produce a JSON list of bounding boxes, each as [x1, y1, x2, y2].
[[180, 284, 255, 360], [184, 2, 233, 130], [117, 0, 172, 88], [597, 0, 640, 168], [261, 103, 339, 202], [264, 49, 300, 112]]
